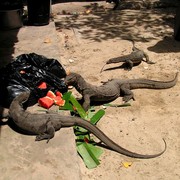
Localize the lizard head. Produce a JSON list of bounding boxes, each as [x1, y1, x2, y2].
[[64, 73, 80, 86]]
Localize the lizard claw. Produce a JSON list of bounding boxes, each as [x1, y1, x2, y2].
[[35, 135, 44, 141], [35, 134, 48, 141], [123, 95, 135, 102], [35, 133, 53, 142], [124, 66, 132, 71], [46, 138, 51, 143], [148, 61, 156, 64]]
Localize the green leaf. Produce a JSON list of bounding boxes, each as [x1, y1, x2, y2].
[[90, 109, 105, 125], [86, 106, 96, 119], [69, 94, 87, 118], [62, 91, 72, 101], [103, 103, 131, 107], [60, 91, 104, 168], [75, 134, 90, 145], [77, 142, 103, 169], [59, 92, 74, 111], [73, 109, 105, 132], [59, 102, 74, 111], [74, 126, 88, 134], [88, 143, 103, 159]]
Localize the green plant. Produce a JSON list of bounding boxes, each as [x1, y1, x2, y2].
[[61, 91, 105, 169]]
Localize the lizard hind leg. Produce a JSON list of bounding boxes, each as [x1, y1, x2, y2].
[[124, 60, 134, 71], [35, 120, 55, 143], [121, 84, 135, 102]]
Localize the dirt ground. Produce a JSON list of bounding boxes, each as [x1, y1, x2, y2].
[[53, 1, 180, 179]]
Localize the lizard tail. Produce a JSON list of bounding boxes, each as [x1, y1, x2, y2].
[[106, 54, 134, 64], [130, 72, 178, 89], [100, 64, 107, 73], [74, 117, 166, 159], [126, 38, 139, 51]]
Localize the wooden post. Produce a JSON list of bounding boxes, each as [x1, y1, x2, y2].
[[174, 6, 180, 41]]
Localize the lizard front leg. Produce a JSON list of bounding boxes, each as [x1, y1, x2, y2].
[[35, 120, 56, 143], [143, 52, 155, 64], [120, 84, 135, 102], [82, 94, 91, 112], [124, 60, 134, 70]]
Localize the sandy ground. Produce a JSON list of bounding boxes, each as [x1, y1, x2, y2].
[[52, 1, 180, 179]]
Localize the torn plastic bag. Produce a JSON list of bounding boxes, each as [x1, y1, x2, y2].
[[0, 53, 67, 107]]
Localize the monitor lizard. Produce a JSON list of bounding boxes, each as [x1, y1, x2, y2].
[[8, 92, 166, 159], [64, 72, 178, 111], [106, 0, 121, 10], [101, 40, 155, 72]]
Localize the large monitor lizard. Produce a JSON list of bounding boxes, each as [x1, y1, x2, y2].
[[64, 72, 178, 111], [101, 40, 155, 72], [9, 92, 166, 159]]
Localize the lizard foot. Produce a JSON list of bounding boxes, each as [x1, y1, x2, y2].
[[147, 61, 156, 64], [124, 67, 132, 71], [123, 95, 135, 102], [35, 134, 52, 143], [124, 64, 133, 71]]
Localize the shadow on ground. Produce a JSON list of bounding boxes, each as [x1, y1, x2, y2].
[[148, 36, 180, 53], [0, 29, 19, 68], [55, 3, 176, 41], [0, 28, 20, 132]]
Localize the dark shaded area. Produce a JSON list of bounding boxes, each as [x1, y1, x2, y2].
[[0, 28, 20, 132], [54, 1, 180, 56], [0, 107, 9, 135], [148, 36, 180, 53], [0, 116, 7, 136], [27, 0, 51, 26], [52, 0, 180, 8], [55, 4, 176, 41], [174, 6, 180, 40], [0, 29, 19, 68], [102, 63, 132, 72], [52, 0, 104, 4]]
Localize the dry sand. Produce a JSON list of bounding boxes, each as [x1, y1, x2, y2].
[[53, 1, 180, 179]]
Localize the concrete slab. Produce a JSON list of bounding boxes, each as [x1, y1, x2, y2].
[[0, 22, 81, 180], [0, 22, 61, 67]]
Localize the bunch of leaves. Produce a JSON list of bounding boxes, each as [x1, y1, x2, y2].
[[60, 91, 105, 169], [103, 103, 131, 108]]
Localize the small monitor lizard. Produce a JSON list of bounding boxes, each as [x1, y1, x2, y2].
[[64, 72, 178, 111], [9, 92, 166, 159], [101, 40, 155, 72], [106, 0, 121, 10]]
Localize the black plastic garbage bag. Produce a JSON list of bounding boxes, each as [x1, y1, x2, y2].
[[0, 53, 67, 107]]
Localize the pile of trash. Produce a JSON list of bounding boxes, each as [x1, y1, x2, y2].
[[0, 53, 67, 107]]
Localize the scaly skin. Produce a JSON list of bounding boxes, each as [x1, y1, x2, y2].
[[9, 92, 166, 159], [101, 40, 155, 72], [64, 72, 178, 111]]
